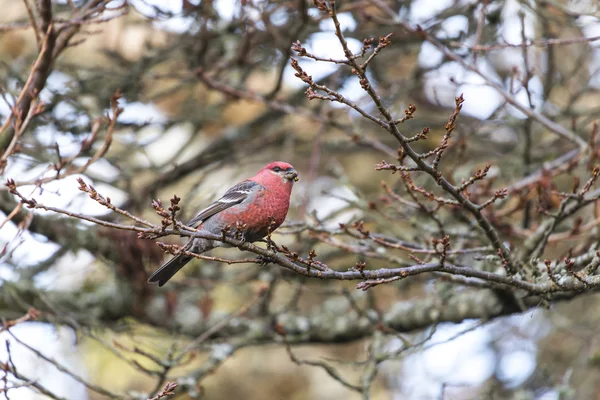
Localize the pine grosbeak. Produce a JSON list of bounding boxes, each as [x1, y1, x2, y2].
[[148, 161, 298, 286]]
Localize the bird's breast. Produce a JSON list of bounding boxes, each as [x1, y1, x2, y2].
[[223, 189, 290, 241]]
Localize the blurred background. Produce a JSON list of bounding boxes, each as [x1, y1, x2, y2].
[[1, 0, 600, 399]]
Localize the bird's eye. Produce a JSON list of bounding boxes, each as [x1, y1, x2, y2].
[[273, 166, 282, 172]]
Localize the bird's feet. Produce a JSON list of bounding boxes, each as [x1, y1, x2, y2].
[[256, 253, 276, 266]]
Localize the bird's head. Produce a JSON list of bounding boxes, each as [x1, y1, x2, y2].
[[260, 161, 298, 184]]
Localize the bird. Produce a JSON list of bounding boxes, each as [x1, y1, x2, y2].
[[147, 161, 298, 286]]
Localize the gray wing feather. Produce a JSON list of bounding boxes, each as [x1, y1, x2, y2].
[[186, 180, 262, 228]]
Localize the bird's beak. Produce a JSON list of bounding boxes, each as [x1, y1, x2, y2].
[[285, 169, 299, 182]]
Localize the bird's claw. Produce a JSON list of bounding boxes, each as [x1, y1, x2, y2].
[[257, 253, 275, 266]]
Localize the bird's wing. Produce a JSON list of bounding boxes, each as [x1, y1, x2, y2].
[[186, 180, 263, 228]]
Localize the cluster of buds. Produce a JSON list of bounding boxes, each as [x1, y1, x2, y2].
[[290, 59, 313, 86], [150, 199, 171, 232], [77, 177, 115, 209], [279, 244, 328, 272], [432, 235, 451, 266]]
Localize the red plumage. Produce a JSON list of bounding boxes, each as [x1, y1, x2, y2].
[[147, 161, 298, 286]]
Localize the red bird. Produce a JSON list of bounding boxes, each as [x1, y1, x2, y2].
[[148, 161, 298, 286]]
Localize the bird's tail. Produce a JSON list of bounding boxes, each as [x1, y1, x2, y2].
[[147, 254, 193, 287]]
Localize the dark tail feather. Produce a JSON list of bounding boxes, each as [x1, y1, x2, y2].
[[147, 254, 193, 287]]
